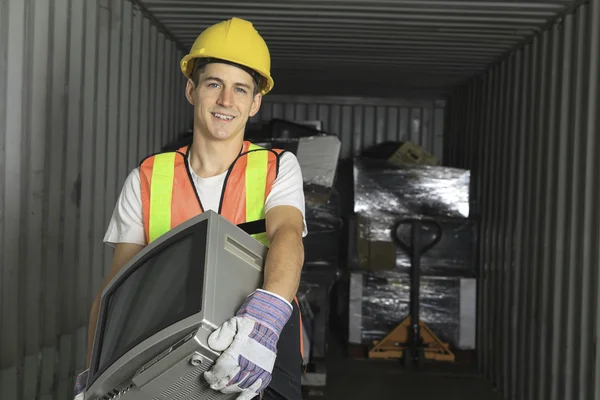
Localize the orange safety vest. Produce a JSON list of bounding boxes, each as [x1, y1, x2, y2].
[[140, 140, 282, 245], [138, 140, 304, 359]]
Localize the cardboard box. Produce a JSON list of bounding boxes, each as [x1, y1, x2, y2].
[[356, 214, 396, 271], [387, 141, 440, 166]]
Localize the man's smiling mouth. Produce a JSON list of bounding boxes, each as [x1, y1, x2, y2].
[[212, 112, 235, 121]]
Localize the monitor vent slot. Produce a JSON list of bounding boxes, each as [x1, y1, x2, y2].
[[156, 361, 228, 400], [100, 383, 134, 399], [224, 235, 262, 270]]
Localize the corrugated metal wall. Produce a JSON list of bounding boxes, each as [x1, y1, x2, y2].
[[445, 1, 599, 399], [0, 0, 191, 398], [254, 95, 446, 161]]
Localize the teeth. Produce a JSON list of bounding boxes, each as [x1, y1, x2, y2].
[[213, 113, 233, 120]]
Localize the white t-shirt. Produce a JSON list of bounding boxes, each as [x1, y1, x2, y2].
[[103, 151, 308, 247]]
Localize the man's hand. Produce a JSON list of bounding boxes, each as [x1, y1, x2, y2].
[[204, 289, 293, 400]]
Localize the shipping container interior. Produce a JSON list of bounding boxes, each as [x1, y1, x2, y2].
[[1, 0, 599, 399]]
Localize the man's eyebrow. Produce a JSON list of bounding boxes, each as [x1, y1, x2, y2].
[[203, 76, 252, 90], [202, 76, 224, 84], [235, 82, 253, 90]]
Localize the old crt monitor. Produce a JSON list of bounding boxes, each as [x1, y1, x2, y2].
[[84, 210, 267, 400]]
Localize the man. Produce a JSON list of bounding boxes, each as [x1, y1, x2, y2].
[[74, 17, 306, 400]]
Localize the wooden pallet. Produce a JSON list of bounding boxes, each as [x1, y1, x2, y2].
[[347, 342, 478, 365]]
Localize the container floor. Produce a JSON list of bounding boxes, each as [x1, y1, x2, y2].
[[305, 336, 504, 400]]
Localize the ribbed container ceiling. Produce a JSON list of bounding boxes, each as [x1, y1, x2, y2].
[[138, 0, 582, 96]]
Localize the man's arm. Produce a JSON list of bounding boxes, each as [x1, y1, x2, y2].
[[85, 242, 144, 367], [262, 205, 305, 303]]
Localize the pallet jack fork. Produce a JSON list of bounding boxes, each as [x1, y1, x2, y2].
[[368, 218, 455, 366]]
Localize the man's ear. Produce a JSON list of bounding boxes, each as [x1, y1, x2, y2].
[[249, 93, 262, 117], [185, 79, 196, 105]]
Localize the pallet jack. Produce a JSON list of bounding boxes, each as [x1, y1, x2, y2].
[[368, 217, 455, 366]]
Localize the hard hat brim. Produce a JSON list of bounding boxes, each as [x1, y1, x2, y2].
[[180, 54, 274, 95]]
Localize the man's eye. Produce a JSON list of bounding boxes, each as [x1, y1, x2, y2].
[[236, 88, 247, 93], [208, 83, 219, 88]]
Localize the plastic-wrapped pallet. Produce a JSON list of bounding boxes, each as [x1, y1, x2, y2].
[[355, 213, 476, 277], [348, 270, 476, 350], [353, 157, 470, 220], [352, 157, 475, 277]]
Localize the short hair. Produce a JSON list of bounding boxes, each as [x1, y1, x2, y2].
[[191, 58, 261, 96]]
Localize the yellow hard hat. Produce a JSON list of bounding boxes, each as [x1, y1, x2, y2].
[[180, 17, 274, 95]]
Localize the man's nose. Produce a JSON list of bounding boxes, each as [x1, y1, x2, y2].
[[217, 89, 233, 107]]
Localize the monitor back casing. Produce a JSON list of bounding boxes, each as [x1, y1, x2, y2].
[[85, 210, 267, 400]]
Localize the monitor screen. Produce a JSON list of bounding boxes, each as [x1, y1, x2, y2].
[[92, 224, 207, 381]]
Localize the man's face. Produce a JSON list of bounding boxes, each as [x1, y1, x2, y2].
[[186, 62, 262, 143]]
